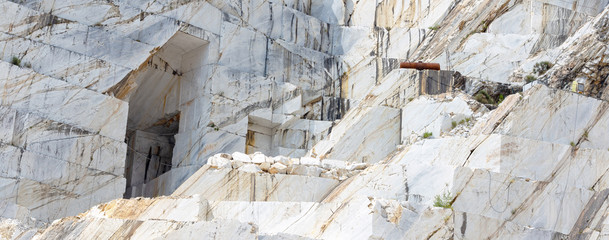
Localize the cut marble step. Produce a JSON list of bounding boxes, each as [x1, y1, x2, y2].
[[6, 0, 220, 47], [0, 0, 155, 70], [452, 210, 568, 240], [451, 167, 596, 235], [331, 56, 413, 102], [32, 0, 339, 54], [400, 93, 487, 143], [357, 68, 425, 108], [0, 61, 128, 141], [79, 195, 209, 222], [397, 133, 609, 188], [126, 165, 202, 199], [1, 170, 125, 223], [172, 166, 340, 202], [236, 2, 334, 53], [325, 133, 606, 216], [462, 134, 609, 189], [258, 233, 319, 240], [34, 217, 257, 240], [0, 32, 131, 92], [308, 105, 401, 164], [321, 159, 456, 213], [33, 195, 450, 239], [1, 144, 126, 214], [477, 85, 609, 149], [0, 106, 126, 176], [129, 0, 338, 56], [207, 196, 452, 240], [388, 133, 609, 210], [322, 164, 408, 204], [6, 0, 213, 38]]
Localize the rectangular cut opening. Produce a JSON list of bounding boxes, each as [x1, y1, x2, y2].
[[246, 116, 274, 154], [122, 32, 209, 198]]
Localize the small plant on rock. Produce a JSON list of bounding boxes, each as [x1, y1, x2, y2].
[[452, 121, 457, 129], [582, 130, 589, 140], [433, 191, 453, 209], [428, 25, 440, 31], [423, 132, 433, 139], [10, 56, 21, 67], [525, 75, 537, 83], [208, 122, 219, 131], [533, 61, 553, 75], [480, 20, 489, 32], [474, 90, 495, 105]]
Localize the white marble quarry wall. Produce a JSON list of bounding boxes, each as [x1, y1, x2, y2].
[[0, 62, 127, 223], [0, 62, 127, 141], [4, 0, 608, 228], [0, 0, 442, 202]]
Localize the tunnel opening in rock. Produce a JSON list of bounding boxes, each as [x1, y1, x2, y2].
[[121, 32, 209, 198]]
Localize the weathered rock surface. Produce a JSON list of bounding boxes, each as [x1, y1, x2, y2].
[[2, 0, 609, 239]]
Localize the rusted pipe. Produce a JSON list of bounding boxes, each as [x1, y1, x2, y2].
[[400, 62, 441, 71]]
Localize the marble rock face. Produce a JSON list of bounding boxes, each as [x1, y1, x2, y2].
[[2, 0, 609, 239]]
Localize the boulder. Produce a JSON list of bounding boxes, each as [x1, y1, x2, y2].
[[238, 164, 262, 173], [300, 157, 321, 167], [208, 156, 231, 169], [269, 163, 288, 174], [321, 159, 347, 170], [232, 152, 252, 163]]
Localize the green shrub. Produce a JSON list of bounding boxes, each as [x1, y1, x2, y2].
[[474, 90, 495, 105], [480, 20, 489, 32], [433, 191, 453, 209], [10, 56, 21, 67], [533, 61, 553, 75], [452, 121, 457, 129], [428, 25, 440, 31], [423, 132, 433, 139], [525, 75, 537, 83], [582, 130, 589, 141]]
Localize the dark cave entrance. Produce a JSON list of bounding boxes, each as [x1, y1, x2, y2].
[[122, 32, 208, 198]]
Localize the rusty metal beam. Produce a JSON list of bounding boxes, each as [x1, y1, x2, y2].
[[400, 62, 441, 71]]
